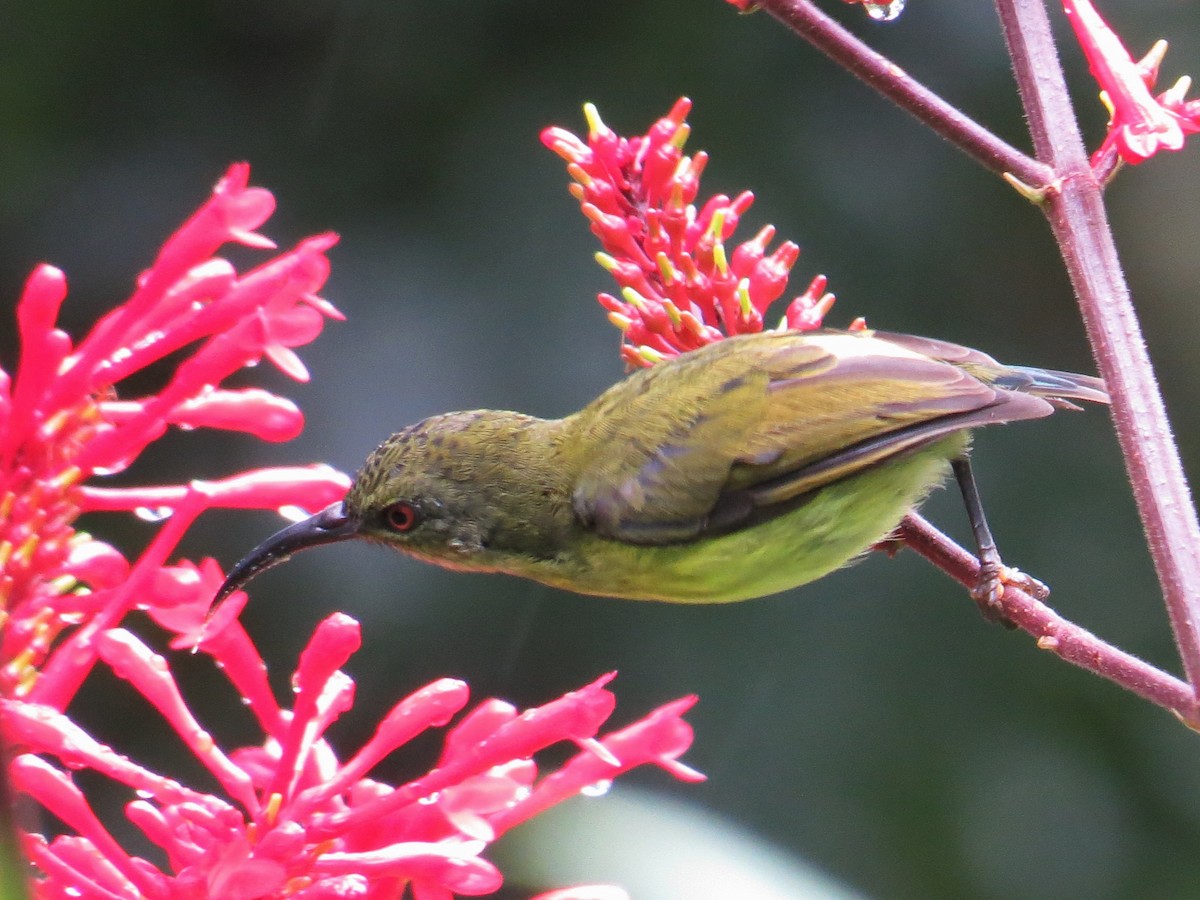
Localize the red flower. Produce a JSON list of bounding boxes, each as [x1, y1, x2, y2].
[[0, 164, 701, 898], [542, 99, 851, 369], [1063, 0, 1200, 165], [3, 613, 699, 898], [0, 164, 349, 706]]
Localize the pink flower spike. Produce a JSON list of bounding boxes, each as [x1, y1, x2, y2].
[[169, 388, 305, 441], [547, 100, 850, 365], [309, 843, 502, 893], [1, 699, 230, 821], [10, 754, 168, 898], [490, 695, 701, 836], [2, 266, 71, 464], [78, 465, 350, 517], [299, 679, 472, 812], [95, 628, 260, 814], [270, 613, 362, 797], [1063, 0, 1199, 164], [212, 162, 278, 249]]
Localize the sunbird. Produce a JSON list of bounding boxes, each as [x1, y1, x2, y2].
[[215, 329, 1107, 613]]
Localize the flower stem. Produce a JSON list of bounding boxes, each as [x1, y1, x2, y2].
[[994, 0, 1200, 695], [749, 0, 1052, 188], [900, 514, 1200, 722]]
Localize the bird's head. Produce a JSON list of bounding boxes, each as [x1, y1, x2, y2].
[[213, 410, 560, 604]]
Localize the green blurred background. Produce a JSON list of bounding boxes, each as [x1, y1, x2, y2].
[[4, 1, 1200, 897]]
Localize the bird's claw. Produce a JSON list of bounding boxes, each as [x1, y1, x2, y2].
[[970, 563, 1049, 628]]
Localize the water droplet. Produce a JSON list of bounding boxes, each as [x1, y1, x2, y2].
[[418, 792, 441, 806], [864, 0, 904, 20], [92, 458, 134, 476], [134, 506, 174, 523], [135, 789, 155, 800], [277, 505, 309, 523], [580, 779, 612, 798], [65, 888, 82, 898]]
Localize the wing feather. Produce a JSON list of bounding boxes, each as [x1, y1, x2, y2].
[[571, 330, 1054, 545]]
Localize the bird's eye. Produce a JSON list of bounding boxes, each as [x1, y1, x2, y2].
[[384, 501, 420, 533]]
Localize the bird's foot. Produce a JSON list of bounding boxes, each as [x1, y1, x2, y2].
[[971, 562, 1049, 628]]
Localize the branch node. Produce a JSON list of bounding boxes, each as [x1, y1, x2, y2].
[[1002, 171, 1056, 204]]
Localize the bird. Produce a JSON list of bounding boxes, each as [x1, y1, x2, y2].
[[214, 328, 1107, 614]]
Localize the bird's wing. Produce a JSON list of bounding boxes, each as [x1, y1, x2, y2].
[[572, 331, 1054, 545]]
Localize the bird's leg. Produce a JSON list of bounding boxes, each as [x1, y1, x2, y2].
[[951, 457, 1048, 626]]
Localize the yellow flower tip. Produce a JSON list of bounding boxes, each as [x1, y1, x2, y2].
[[50, 575, 79, 594], [1098, 89, 1116, 119], [567, 162, 593, 187], [284, 876, 316, 894], [582, 203, 606, 225], [594, 252, 618, 273], [583, 102, 606, 139], [655, 252, 679, 285], [680, 311, 706, 336], [637, 345, 666, 364], [16, 534, 39, 565], [568, 184, 585, 201], [0, 540, 12, 569], [265, 792, 284, 827], [620, 287, 648, 312], [668, 180, 686, 213], [670, 122, 691, 151], [848, 316, 870, 332], [736, 279, 753, 318], [706, 208, 728, 243], [0, 492, 13, 520], [607, 311, 633, 332], [53, 466, 84, 490], [10, 646, 37, 676], [662, 299, 683, 328], [15, 667, 38, 698], [1165, 75, 1192, 105], [1140, 39, 1169, 78], [712, 241, 729, 277], [44, 409, 71, 436]]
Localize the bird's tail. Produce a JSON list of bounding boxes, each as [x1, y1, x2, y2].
[[996, 365, 1110, 409]]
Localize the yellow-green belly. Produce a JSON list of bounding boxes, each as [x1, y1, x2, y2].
[[530, 435, 965, 603]]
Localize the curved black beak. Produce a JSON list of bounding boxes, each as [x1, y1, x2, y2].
[[214, 502, 361, 603]]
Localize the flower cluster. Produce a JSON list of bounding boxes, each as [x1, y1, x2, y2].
[[542, 98, 848, 368], [0, 165, 701, 897], [1063, 0, 1199, 165], [4, 613, 699, 898], [0, 163, 349, 708]]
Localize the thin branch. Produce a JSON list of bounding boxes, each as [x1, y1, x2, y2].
[[995, 0, 1200, 694], [751, 0, 1052, 188], [900, 514, 1199, 722]]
